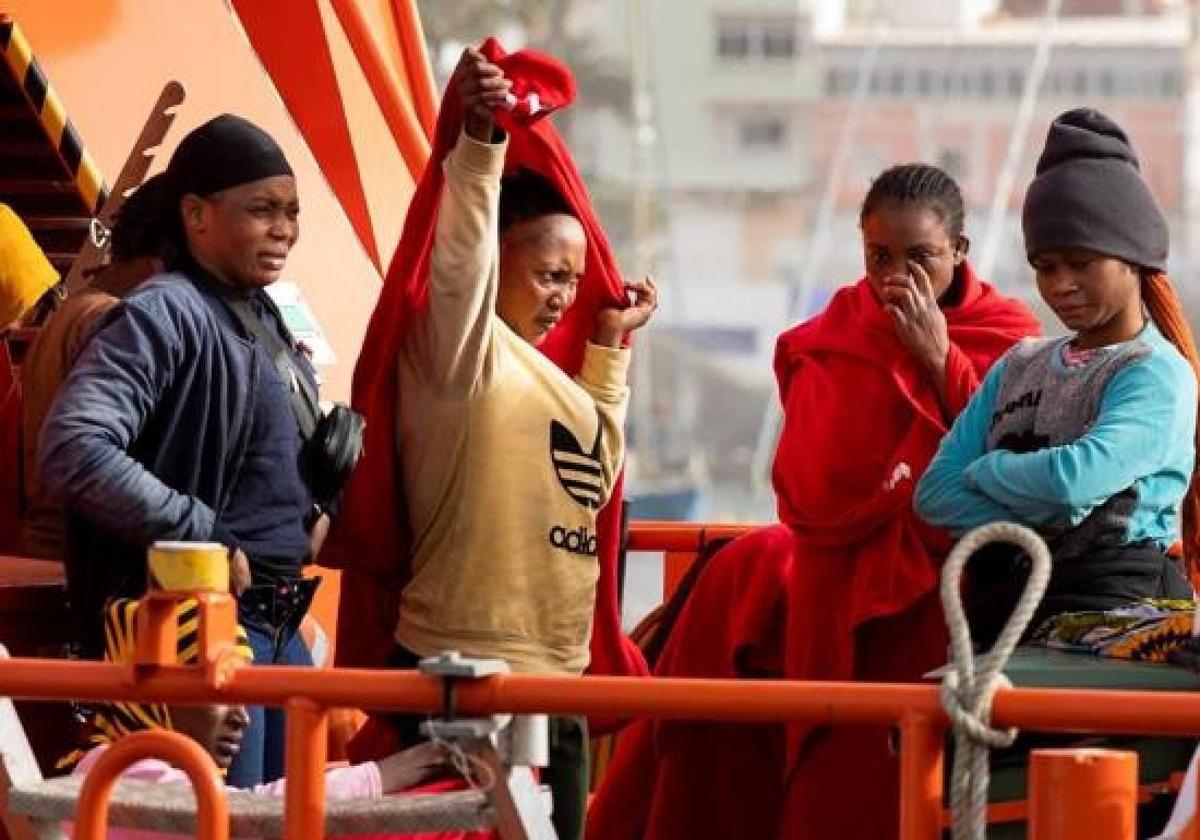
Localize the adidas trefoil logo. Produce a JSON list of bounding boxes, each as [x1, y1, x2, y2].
[[550, 416, 604, 509]]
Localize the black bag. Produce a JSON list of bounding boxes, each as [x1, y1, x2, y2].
[[305, 402, 365, 512], [225, 295, 364, 515]]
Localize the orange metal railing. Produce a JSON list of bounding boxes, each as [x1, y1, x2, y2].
[[75, 729, 229, 840], [5, 530, 1200, 840], [626, 520, 757, 601], [11, 653, 1200, 839]]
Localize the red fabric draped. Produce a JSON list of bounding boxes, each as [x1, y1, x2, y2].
[[587, 524, 794, 840], [774, 263, 1039, 686], [588, 264, 1038, 840], [772, 265, 1037, 838], [321, 40, 646, 715]]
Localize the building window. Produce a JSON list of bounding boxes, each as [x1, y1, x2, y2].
[[980, 70, 995, 98], [889, 68, 905, 95], [763, 27, 797, 59], [825, 67, 856, 95], [715, 14, 803, 62], [916, 68, 932, 95], [824, 68, 839, 95], [1163, 69, 1182, 97], [1098, 69, 1115, 97], [1008, 69, 1024, 97], [739, 115, 787, 150], [1073, 69, 1088, 96], [716, 19, 751, 59]]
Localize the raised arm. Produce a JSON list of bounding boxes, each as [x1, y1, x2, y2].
[[580, 278, 658, 498], [409, 48, 513, 397]]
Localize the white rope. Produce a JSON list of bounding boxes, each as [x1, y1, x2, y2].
[[422, 715, 497, 794], [941, 522, 1052, 840]]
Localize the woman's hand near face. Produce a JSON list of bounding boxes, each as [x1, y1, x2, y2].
[[455, 47, 511, 143], [881, 260, 951, 379], [592, 276, 659, 347]]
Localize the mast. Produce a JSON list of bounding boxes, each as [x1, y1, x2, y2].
[[976, 0, 1062, 281], [1184, 0, 1200, 280], [748, 11, 881, 497], [628, 0, 656, 477]]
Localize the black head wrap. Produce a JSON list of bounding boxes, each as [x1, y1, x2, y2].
[[166, 114, 293, 198]]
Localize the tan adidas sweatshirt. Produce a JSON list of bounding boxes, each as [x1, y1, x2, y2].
[[394, 132, 630, 674]]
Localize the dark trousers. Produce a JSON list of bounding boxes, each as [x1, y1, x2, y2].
[[385, 645, 588, 840]]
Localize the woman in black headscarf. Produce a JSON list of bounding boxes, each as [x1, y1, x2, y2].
[[40, 114, 326, 786]]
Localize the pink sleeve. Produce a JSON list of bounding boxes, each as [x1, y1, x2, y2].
[[76, 747, 384, 800], [249, 761, 384, 800]]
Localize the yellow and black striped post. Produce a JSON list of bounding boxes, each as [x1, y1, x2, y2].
[[0, 15, 108, 215]]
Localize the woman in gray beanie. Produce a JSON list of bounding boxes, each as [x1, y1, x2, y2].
[[917, 107, 1199, 647]]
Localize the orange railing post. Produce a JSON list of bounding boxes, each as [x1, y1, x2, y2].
[[899, 712, 945, 840], [284, 697, 329, 840], [626, 521, 758, 601], [73, 729, 228, 840], [1028, 749, 1137, 840]]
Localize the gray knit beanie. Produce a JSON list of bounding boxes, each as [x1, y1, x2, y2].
[[1022, 108, 1168, 272]]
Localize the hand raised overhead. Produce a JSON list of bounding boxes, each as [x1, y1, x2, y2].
[[455, 47, 512, 143]]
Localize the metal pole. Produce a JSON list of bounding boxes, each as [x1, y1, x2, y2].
[[976, 0, 1062, 281], [1182, 0, 1200, 281], [748, 21, 882, 494], [284, 697, 329, 840], [898, 712, 946, 840], [1028, 749, 1137, 840]]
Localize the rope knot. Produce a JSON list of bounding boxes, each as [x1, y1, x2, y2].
[[940, 671, 1017, 749], [940, 522, 1052, 840]]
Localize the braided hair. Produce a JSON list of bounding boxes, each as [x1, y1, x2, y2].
[[1140, 272, 1200, 582], [859, 163, 965, 240], [110, 173, 170, 262]]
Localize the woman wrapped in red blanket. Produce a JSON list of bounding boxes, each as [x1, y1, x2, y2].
[[588, 164, 1039, 840]]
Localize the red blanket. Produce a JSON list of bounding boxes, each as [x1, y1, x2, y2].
[[587, 524, 794, 840], [588, 265, 1038, 839], [321, 40, 646, 721]]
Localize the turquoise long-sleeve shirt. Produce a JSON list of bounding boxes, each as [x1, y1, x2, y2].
[[915, 322, 1196, 547]]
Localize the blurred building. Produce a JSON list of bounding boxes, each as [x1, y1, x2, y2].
[[581, 0, 1197, 506], [814, 6, 1187, 290]]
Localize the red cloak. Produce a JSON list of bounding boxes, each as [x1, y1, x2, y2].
[[587, 264, 1039, 839], [321, 40, 646, 723]]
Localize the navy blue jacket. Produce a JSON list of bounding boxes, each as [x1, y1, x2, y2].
[[39, 270, 313, 654]]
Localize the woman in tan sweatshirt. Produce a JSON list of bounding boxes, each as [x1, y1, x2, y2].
[[390, 47, 657, 839]]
